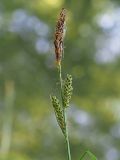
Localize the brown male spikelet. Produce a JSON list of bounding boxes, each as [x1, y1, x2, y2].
[[54, 8, 67, 65]]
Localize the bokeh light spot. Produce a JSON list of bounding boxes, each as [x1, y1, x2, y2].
[[43, 0, 63, 7]]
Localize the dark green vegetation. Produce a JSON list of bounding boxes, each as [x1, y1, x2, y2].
[[0, 0, 120, 160]]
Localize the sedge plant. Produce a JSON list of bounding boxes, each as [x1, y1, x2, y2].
[[51, 8, 97, 160]]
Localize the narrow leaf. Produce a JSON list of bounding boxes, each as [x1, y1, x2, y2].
[[80, 150, 97, 160]]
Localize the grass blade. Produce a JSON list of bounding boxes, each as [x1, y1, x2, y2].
[[80, 150, 97, 160]]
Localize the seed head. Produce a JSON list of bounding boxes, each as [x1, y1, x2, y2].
[[63, 74, 73, 108], [51, 96, 66, 135]]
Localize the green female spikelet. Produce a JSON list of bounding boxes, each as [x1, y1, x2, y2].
[[63, 74, 73, 108], [51, 96, 66, 135]]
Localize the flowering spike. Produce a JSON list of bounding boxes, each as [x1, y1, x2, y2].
[[51, 96, 66, 136], [54, 8, 67, 65], [63, 74, 73, 108]]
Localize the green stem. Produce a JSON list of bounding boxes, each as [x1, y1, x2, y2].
[[65, 112, 71, 160], [58, 64, 71, 160]]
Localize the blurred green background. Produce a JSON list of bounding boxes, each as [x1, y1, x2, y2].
[[1, 0, 120, 160]]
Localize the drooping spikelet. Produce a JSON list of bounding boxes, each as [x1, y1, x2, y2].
[[63, 74, 73, 108], [54, 8, 67, 65], [51, 96, 66, 135]]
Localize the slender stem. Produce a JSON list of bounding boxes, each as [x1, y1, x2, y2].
[[65, 112, 71, 160], [58, 64, 71, 160]]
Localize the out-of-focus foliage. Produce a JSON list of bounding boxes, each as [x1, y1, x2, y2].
[[0, 0, 120, 160]]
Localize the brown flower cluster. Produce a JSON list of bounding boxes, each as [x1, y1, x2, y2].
[[54, 8, 66, 65]]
